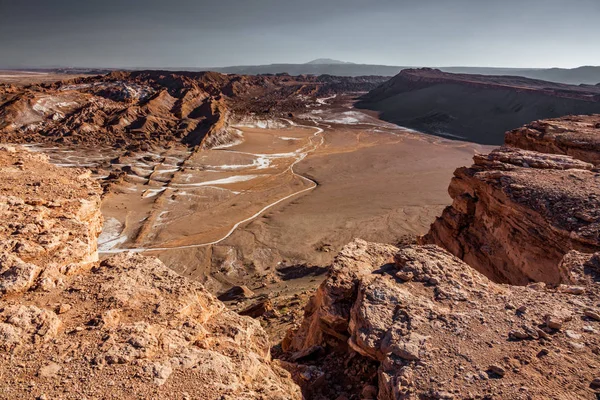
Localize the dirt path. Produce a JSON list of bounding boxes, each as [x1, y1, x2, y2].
[[99, 121, 325, 254]]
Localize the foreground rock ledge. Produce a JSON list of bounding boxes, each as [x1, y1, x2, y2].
[[0, 146, 300, 399], [285, 239, 600, 400], [505, 114, 600, 166], [423, 145, 600, 285]]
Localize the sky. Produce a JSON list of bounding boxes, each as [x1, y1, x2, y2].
[[0, 0, 599, 69]]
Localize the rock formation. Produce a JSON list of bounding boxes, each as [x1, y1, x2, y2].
[[0, 71, 386, 150], [356, 68, 600, 144], [284, 115, 600, 399], [422, 145, 600, 285], [505, 114, 600, 165], [0, 145, 102, 294], [285, 240, 600, 399], [0, 146, 301, 399]]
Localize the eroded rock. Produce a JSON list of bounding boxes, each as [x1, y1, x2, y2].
[[422, 146, 600, 285], [285, 241, 600, 399], [0, 147, 301, 400]]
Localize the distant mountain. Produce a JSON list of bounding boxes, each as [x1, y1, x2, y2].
[[356, 68, 600, 145], [212, 63, 403, 77], [305, 58, 354, 65], [212, 63, 600, 85]]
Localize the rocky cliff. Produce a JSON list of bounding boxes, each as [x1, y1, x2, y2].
[[284, 115, 600, 399], [423, 115, 600, 285], [422, 145, 600, 285], [505, 114, 600, 165], [284, 240, 600, 399], [356, 68, 600, 144], [0, 146, 301, 399]]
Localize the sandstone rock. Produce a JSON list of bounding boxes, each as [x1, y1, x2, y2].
[[488, 365, 506, 378], [0, 147, 103, 297], [423, 145, 600, 285], [38, 362, 61, 378], [239, 299, 275, 318], [545, 315, 563, 330], [0, 147, 301, 400], [286, 242, 600, 399], [217, 285, 255, 301], [585, 309, 600, 321], [505, 115, 600, 166], [0, 72, 386, 150]]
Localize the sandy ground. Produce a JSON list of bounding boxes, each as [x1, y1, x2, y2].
[[154, 102, 491, 295], [23, 98, 493, 303], [0, 70, 91, 85]]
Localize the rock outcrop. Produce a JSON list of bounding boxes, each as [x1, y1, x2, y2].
[[285, 240, 600, 399], [0, 71, 386, 150], [0, 147, 301, 399], [505, 114, 600, 165], [285, 115, 600, 399], [422, 145, 600, 285], [0, 145, 102, 294]]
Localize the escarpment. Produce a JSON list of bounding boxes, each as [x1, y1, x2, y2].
[[357, 69, 600, 144], [424, 115, 600, 285], [505, 114, 600, 165], [422, 145, 600, 285], [0, 146, 301, 399]]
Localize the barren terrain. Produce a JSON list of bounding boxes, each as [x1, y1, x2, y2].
[[25, 95, 488, 298], [357, 68, 600, 144], [2, 70, 600, 399]]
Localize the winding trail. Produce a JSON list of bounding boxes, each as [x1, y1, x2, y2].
[[100, 121, 325, 254]]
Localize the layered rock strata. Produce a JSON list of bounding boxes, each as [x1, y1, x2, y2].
[[505, 114, 600, 165], [422, 145, 600, 285], [0, 71, 386, 149]]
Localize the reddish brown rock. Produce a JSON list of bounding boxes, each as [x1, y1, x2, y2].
[[505, 115, 600, 165], [285, 240, 600, 399], [0, 71, 386, 149], [0, 145, 103, 295], [422, 146, 600, 285], [0, 147, 301, 400]]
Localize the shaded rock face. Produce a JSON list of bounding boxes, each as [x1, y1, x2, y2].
[[422, 146, 600, 285], [505, 114, 600, 165], [0, 71, 386, 150], [356, 68, 600, 145], [286, 240, 600, 400], [0, 147, 301, 399]]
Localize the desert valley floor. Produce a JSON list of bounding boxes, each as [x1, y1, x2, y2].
[[24, 95, 489, 296]]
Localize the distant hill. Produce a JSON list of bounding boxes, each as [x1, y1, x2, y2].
[[212, 63, 600, 85], [356, 68, 600, 145]]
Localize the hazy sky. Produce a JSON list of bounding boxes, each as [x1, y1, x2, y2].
[[1, 0, 599, 69]]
